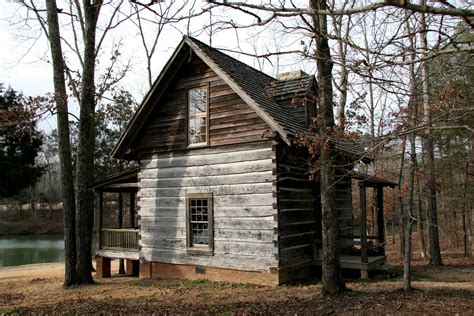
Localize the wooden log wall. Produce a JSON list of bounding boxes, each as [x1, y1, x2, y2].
[[132, 55, 270, 154], [335, 171, 354, 245], [137, 141, 278, 272], [275, 146, 355, 266], [275, 144, 316, 268]]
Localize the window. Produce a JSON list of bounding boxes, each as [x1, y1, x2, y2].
[[187, 86, 208, 146], [186, 193, 214, 255]]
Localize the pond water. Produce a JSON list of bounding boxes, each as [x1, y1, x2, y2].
[[0, 234, 64, 268]]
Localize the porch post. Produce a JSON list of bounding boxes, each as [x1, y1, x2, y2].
[[98, 191, 103, 250], [118, 192, 123, 229], [376, 185, 385, 255], [130, 192, 136, 228], [359, 183, 368, 264], [118, 193, 125, 275]]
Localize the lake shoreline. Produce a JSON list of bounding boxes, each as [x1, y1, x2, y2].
[[0, 234, 65, 268], [0, 207, 63, 235], [0, 261, 64, 271]]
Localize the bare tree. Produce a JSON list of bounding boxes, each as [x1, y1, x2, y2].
[[45, 0, 77, 287], [419, 0, 443, 266], [310, 0, 346, 294], [131, 0, 187, 88], [403, 12, 418, 291], [15, 0, 135, 285]]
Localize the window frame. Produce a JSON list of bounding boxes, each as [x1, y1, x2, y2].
[[186, 84, 210, 148], [185, 192, 214, 256]]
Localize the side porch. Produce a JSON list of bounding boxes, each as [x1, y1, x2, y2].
[[91, 168, 140, 278], [313, 171, 397, 277]]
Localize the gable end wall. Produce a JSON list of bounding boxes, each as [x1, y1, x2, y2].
[[132, 56, 270, 155]]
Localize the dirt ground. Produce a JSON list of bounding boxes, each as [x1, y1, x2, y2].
[[1, 252, 473, 315]]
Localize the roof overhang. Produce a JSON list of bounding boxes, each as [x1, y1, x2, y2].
[[110, 38, 190, 159], [111, 36, 300, 160], [90, 167, 139, 192], [350, 171, 397, 188], [184, 37, 292, 145]]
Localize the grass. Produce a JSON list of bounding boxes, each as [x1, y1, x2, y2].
[[0, 307, 14, 314]]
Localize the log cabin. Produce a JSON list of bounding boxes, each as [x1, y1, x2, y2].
[[92, 36, 396, 285]]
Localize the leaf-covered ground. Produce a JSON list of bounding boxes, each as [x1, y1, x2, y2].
[[1, 254, 473, 315]]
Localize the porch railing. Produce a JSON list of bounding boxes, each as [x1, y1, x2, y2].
[[101, 228, 139, 250]]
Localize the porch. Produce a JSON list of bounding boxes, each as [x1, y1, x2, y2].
[[91, 168, 140, 278], [313, 172, 397, 277]]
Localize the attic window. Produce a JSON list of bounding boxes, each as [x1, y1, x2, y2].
[[188, 86, 208, 146]]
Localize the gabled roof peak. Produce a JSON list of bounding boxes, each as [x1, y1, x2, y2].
[[112, 35, 313, 159]]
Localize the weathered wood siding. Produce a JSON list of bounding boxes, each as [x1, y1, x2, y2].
[[137, 142, 278, 272], [132, 55, 270, 154], [276, 145, 355, 265], [276, 144, 316, 268], [335, 172, 353, 240]]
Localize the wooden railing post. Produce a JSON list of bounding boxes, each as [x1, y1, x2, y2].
[[359, 183, 368, 264], [130, 192, 136, 228], [376, 185, 385, 255], [118, 193, 125, 275], [98, 192, 103, 249]]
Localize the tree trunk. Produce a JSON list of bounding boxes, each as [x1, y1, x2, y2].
[[403, 216, 413, 291], [403, 14, 418, 291], [392, 200, 396, 244], [463, 160, 472, 257], [398, 137, 407, 259], [419, 0, 443, 267], [453, 212, 460, 246], [417, 181, 427, 259], [45, 0, 77, 287], [75, 0, 103, 285], [332, 13, 349, 131], [311, 0, 346, 295], [404, 126, 417, 292], [462, 206, 471, 257]]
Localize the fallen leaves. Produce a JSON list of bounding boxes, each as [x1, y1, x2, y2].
[[1, 256, 473, 314]]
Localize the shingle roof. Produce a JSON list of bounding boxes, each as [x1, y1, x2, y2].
[[334, 139, 372, 162], [112, 36, 369, 161]]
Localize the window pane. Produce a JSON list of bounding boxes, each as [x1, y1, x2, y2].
[[189, 117, 207, 144], [189, 88, 207, 115], [188, 87, 207, 145], [189, 198, 210, 246]]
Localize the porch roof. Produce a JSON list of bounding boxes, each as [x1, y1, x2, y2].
[[90, 167, 139, 192], [350, 171, 397, 188]]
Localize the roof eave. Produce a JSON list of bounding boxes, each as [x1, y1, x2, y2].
[[184, 37, 293, 145], [110, 38, 189, 159]]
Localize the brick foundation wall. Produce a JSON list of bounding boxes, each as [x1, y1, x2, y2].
[[95, 256, 111, 278], [139, 261, 152, 278], [140, 261, 278, 286]]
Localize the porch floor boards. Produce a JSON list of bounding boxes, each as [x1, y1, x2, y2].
[[313, 255, 386, 270], [96, 249, 139, 260]]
